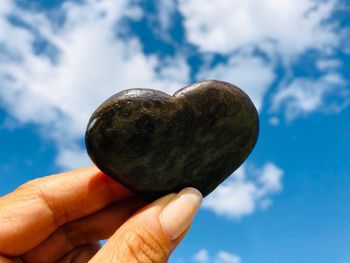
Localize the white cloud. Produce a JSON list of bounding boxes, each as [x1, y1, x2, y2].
[[1, 0, 347, 173], [203, 162, 284, 219], [181, 0, 349, 121], [204, 177, 257, 218], [55, 147, 91, 170], [269, 116, 280, 126], [157, 0, 177, 31], [258, 162, 283, 193], [193, 249, 210, 263], [0, 0, 190, 169], [271, 73, 350, 121], [215, 251, 241, 263], [179, 0, 338, 57], [316, 59, 342, 71], [197, 54, 275, 111], [193, 250, 241, 263]]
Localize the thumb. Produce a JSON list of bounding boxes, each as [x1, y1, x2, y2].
[[90, 187, 202, 263]]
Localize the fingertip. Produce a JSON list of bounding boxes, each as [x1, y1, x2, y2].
[[159, 188, 202, 241], [87, 169, 134, 200]]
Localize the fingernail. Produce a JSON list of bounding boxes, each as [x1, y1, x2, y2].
[[159, 187, 202, 240]]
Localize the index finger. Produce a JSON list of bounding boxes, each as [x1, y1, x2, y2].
[[0, 166, 133, 256]]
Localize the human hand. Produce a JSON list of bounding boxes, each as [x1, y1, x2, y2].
[[0, 166, 202, 263]]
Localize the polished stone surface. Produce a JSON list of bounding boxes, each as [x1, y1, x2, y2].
[[85, 80, 259, 199]]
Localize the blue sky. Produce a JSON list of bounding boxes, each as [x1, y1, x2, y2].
[[0, 0, 350, 262]]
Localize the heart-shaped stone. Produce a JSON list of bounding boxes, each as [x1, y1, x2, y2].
[[85, 80, 259, 199]]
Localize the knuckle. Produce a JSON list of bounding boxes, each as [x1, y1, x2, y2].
[[14, 178, 49, 200], [4, 178, 42, 204], [15, 178, 41, 192], [119, 229, 169, 263], [18, 177, 68, 227]]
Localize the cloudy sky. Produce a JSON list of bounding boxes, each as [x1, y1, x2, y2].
[[0, 0, 349, 262]]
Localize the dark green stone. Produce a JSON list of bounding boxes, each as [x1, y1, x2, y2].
[[85, 80, 259, 199]]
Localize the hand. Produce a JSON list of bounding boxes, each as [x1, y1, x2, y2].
[[0, 166, 202, 263]]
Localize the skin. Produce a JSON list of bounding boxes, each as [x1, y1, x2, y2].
[[0, 166, 190, 263]]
